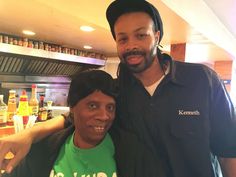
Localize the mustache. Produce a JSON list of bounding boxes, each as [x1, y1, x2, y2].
[[122, 50, 146, 59]]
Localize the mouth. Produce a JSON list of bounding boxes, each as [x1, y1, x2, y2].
[[93, 126, 106, 133], [125, 55, 143, 65]]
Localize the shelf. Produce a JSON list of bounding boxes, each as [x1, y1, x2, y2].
[[0, 43, 105, 66]]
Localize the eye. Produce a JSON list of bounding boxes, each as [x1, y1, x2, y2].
[[88, 102, 97, 110], [107, 104, 116, 113], [137, 33, 147, 40], [117, 37, 128, 44]]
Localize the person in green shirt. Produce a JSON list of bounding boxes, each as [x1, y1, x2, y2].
[[1, 70, 117, 177]]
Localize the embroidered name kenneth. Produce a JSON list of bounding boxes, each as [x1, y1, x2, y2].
[[178, 110, 200, 116]]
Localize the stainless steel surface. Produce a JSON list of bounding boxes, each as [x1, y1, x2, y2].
[[0, 43, 105, 76]]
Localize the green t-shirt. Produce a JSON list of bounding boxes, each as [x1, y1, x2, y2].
[[50, 133, 117, 177]]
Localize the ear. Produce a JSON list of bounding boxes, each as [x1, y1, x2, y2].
[[154, 31, 160, 44], [70, 107, 74, 113]]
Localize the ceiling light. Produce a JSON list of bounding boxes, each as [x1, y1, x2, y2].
[[22, 30, 36, 36], [80, 26, 95, 32], [83, 45, 92, 49]]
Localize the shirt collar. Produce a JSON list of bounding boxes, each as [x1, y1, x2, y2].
[[121, 56, 186, 87], [167, 60, 186, 86]]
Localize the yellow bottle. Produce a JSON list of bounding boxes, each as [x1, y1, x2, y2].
[[29, 84, 39, 117], [7, 90, 17, 126], [18, 90, 29, 125]]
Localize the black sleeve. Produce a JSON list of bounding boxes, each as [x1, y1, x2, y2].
[[209, 71, 236, 157]]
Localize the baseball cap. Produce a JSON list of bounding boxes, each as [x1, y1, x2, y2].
[[106, 0, 163, 43]]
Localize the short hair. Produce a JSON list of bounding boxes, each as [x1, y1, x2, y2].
[[67, 70, 117, 108]]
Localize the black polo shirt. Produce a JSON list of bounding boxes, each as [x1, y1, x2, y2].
[[111, 60, 236, 177]]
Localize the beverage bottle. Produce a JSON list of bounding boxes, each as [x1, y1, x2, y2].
[[38, 94, 47, 121], [0, 95, 7, 127], [46, 101, 53, 120], [29, 84, 39, 117], [7, 90, 17, 126], [18, 90, 29, 125]]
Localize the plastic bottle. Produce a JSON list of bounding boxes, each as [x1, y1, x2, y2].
[[29, 84, 39, 117], [0, 95, 7, 127], [46, 101, 53, 120], [18, 90, 29, 125], [7, 90, 17, 126], [38, 94, 47, 121]]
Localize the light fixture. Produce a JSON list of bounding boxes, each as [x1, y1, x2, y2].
[[80, 26, 95, 32], [83, 45, 92, 49], [22, 30, 36, 36]]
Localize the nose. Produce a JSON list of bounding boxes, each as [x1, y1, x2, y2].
[[126, 38, 138, 51], [96, 108, 110, 121]]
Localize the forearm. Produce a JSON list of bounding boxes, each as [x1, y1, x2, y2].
[[0, 115, 66, 174], [29, 115, 66, 143], [219, 157, 236, 177]]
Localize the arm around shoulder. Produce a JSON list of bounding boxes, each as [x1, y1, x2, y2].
[[0, 115, 66, 174], [30, 115, 67, 143]]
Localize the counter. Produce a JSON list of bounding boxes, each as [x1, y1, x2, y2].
[[0, 125, 14, 137], [0, 106, 69, 137]]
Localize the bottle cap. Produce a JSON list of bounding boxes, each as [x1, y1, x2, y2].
[[20, 90, 28, 101], [22, 90, 27, 95], [32, 84, 37, 88], [9, 90, 16, 93]]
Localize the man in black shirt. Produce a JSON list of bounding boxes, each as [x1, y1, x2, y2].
[[106, 1, 236, 176]]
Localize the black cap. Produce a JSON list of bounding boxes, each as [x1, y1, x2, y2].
[[106, 0, 163, 43]]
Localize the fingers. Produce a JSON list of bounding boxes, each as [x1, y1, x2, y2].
[[0, 170, 4, 177], [5, 153, 22, 174], [0, 132, 33, 174], [5, 163, 13, 174], [0, 151, 23, 174], [0, 152, 14, 174], [4, 152, 15, 174], [0, 149, 10, 172], [1, 159, 10, 171], [0, 138, 9, 169]]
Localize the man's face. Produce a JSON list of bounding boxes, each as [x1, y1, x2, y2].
[[114, 12, 160, 73], [71, 91, 116, 148]]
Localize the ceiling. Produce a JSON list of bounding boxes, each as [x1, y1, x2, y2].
[[0, 0, 235, 64]]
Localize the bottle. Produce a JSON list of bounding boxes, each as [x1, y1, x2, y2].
[[29, 84, 39, 117], [23, 38, 28, 47], [0, 35, 3, 43], [7, 90, 17, 126], [38, 94, 47, 121], [18, 90, 29, 125], [46, 101, 53, 120], [0, 95, 7, 127]]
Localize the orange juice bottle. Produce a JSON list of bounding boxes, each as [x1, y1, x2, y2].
[[7, 90, 17, 126]]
